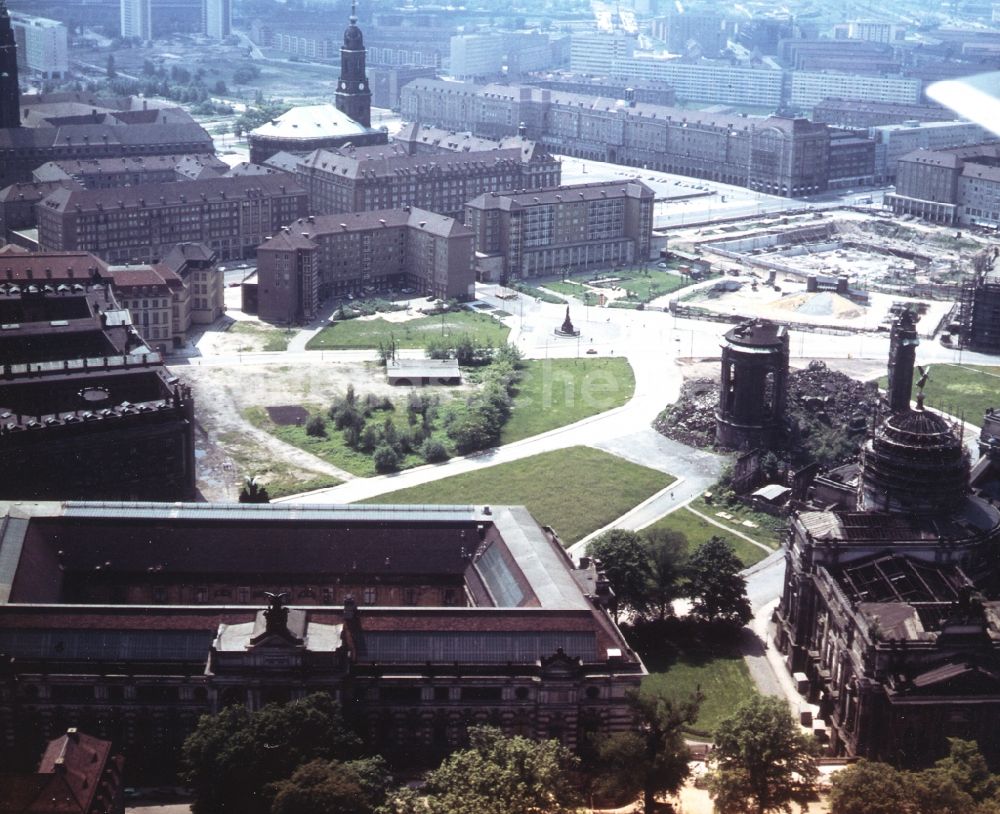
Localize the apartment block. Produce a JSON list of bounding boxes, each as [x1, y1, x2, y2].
[[294, 141, 560, 221], [871, 120, 999, 183], [10, 13, 68, 78], [255, 208, 474, 323], [465, 180, 654, 282], [36, 175, 308, 263], [812, 98, 956, 129], [449, 33, 504, 79], [401, 80, 831, 196], [202, 0, 231, 39], [120, 0, 152, 40], [789, 71, 921, 111], [887, 144, 1000, 227]]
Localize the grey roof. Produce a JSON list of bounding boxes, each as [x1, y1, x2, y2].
[[467, 179, 653, 211]]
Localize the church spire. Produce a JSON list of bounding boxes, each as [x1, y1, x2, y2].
[[336, 0, 372, 128]]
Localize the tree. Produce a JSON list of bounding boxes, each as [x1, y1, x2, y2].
[[594, 688, 702, 813], [642, 528, 688, 620], [181, 693, 362, 814], [708, 696, 819, 814], [388, 726, 580, 814], [828, 760, 915, 814], [306, 415, 327, 437], [587, 529, 651, 621], [268, 757, 390, 814], [686, 536, 752, 628], [373, 443, 400, 473], [239, 476, 270, 503], [105, 54, 116, 78]]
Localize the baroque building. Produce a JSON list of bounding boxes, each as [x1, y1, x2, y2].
[[775, 311, 1000, 768], [0, 502, 644, 780]]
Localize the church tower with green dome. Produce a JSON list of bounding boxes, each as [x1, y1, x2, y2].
[[335, 0, 372, 128]]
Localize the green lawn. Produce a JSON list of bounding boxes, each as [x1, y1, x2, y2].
[[305, 311, 510, 350], [687, 496, 784, 550], [362, 446, 675, 545], [501, 358, 635, 444], [511, 282, 566, 304], [642, 507, 772, 568], [878, 363, 1000, 428], [244, 405, 441, 477], [542, 280, 588, 297], [641, 644, 758, 738]]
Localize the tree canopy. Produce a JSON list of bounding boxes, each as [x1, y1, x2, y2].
[[594, 688, 702, 813], [387, 725, 580, 814], [587, 529, 655, 620], [643, 528, 688, 621], [180, 693, 362, 814], [708, 695, 819, 814], [829, 740, 1000, 814], [686, 536, 752, 628], [268, 757, 391, 814]]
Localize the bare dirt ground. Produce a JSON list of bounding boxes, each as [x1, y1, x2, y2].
[[177, 359, 468, 501]]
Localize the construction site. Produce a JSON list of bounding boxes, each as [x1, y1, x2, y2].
[[666, 210, 997, 338]]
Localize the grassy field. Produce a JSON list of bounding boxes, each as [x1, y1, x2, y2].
[[642, 507, 772, 568], [362, 446, 675, 545], [305, 311, 510, 351], [687, 495, 784, 550], [229, 322, 291, 352], [878, 363, 1000, 428], [543, 280, 588, 296], [613, 269, 691, 302], [641, 643, 758, 738], [216, 429, 341, 497], [244, 405, 440, 477], [501, 358, 635, 444], [511, 282, 566, 304]]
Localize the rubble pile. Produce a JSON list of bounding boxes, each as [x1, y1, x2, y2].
[[653, 378, 719, 448], [654, 361, 881, 467]]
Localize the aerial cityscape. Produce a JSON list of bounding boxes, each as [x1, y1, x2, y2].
[[0, 0, 1000, 811]]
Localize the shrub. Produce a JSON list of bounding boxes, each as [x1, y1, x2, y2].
[[421, 438, 449, 463], [305, 415, 327, 437], [373, 444, 400, 473]]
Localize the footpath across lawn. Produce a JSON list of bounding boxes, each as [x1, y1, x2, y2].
[[642, 507, 772, 568], [306, 311, 510, 350], [362, 446, 675, 545]]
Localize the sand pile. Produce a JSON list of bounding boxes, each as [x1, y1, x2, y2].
[[770, 291, 865, 320]]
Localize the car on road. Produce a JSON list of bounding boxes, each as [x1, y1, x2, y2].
[[586, 348, 597, 354]]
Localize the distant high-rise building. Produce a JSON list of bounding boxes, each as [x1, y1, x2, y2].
[[336, 0, 371, 128], [9, 13, 68, 78], [120, 0, 152, 40], [0, 1, 19, 129], [202, 0, 231, 39]]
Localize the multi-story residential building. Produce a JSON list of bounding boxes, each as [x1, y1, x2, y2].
[[161, 241, 224, 325], [294, 140, 559, 221], [523, 74, 676, 107], [812, 98, 956, 129], [569, 30, 637, 76], [120, 0, 152, 40], [449, 33, 504, 79], [0, 179, 74, 241], [778, 39, 898, 74], [31, 154, 227, 188], [0, 502, 642, 780], [36, 175, 308, 263], [657, 9, 728, 57], [465, 180, 654, 283], [10, 12, 68, 78], [871, 120, 999, 183], [0, 92, 214, 190], [887, 144, 1000, 227], [202, 0, 231, 39], [108, 263, 187, 351], [827, 129, 876, 189], [788, 71, 921, 112], [401, 79, 831, 196], [256, 208, 474, 323], [0, 250, 196, 501], [834, 20, 906, 44]]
